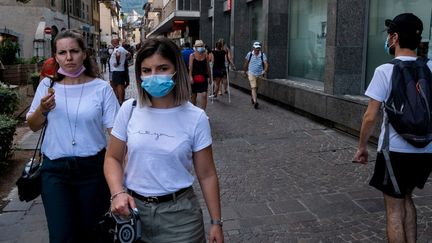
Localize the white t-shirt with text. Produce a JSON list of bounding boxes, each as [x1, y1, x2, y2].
[[111, 99, 212, 196]]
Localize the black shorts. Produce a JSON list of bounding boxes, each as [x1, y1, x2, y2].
[[369, 152, 432, 198], [191, 81, 208, 94], [111, 71, 128, 86]]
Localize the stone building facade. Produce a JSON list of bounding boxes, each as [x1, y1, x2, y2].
[[202, 0, 432, 137], [0, 0, 100, 60]]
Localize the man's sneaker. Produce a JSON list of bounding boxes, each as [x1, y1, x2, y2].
[[254, 102, 259, 109]]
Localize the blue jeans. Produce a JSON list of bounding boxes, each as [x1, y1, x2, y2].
[[40, 149, 110, 243]]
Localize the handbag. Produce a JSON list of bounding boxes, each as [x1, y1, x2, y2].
[[16, 124, 47, 202]]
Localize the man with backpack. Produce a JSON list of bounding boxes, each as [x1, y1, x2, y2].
[[243, 41, 268, 109], [354, 13, 432, 242]]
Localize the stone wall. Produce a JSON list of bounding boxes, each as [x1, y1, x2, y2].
[[229, 71, 381, 139]]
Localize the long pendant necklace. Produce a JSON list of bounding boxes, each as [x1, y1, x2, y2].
[[64, 82, 85, 146]]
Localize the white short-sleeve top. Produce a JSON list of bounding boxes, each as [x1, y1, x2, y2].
[[27, 78, 119, 159], [111, 99, 212, 196], [365, 56, 432, 153]]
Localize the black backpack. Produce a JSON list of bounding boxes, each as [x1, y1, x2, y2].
[[384, 57, 432, 148]]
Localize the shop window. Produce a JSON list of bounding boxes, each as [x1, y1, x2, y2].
[[249, 0, 263, 45], [288, 0, 327, 82], [365, 0, 432, 88]]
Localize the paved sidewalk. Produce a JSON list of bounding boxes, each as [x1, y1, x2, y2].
[[2, 69, 432, 242]]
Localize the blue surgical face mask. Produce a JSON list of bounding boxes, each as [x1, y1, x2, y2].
[[384, 35, 395, 55], [197, 47, 205, 53], [140, 73, 175, 98]]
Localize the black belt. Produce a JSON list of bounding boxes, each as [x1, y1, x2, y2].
[[128, 187, 191, 204]]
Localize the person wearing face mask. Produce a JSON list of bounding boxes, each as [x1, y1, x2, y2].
[[26, 30, 120, 243], [354, 13, 432, 242], [189, 39, 211, 110], [107, 45, 115, 84], [243, 41, 268, 109], [104, 37, 224, 243]]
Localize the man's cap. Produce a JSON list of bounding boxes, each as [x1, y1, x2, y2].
[[194, 40, 204, 47], [252, 41, 261, 49], [385, 13, 423, 36]]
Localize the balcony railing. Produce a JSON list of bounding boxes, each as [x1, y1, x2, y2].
[[162, 0, 200, 20]]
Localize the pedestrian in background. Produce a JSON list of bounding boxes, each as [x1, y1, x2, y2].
[[104, 37, 224, 243], [218, 38, 234, 95], [181, 42, 194, 70], [209, 40, 227, 98], [354, 13, 432, 242], [243, 41, 268, 109], [109, 38, 130, 105], [99, 45, 109, 73], [107, 44, 114, 83], [26, 30, 120, 243], [189, 39, 211, 110]]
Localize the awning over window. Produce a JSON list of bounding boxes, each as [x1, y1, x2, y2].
[[34, 21, 46, 41]]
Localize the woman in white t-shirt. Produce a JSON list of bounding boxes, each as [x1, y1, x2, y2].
[[104, 37, 224, 243], [26, 30, 120, 242]]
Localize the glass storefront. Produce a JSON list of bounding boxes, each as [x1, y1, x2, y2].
[[288, 0, 327, 81], [366, 0, 432, 87], [249, 0, 263, 46]]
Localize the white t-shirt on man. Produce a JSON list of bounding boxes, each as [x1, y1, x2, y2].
[[109, 45, 128, 72], [365, 56, 432, 153]]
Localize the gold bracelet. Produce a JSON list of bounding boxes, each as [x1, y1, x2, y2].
[[110, 190, 127, 202]]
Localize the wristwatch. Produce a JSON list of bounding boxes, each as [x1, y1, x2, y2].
[[210, 219, 223, 227]]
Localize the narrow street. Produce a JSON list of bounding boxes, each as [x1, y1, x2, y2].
[[1, 65, 432, 242]]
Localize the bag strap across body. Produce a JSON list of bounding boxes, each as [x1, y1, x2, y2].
[[28, 79, 55, 171], [382, 116, 401, 195]]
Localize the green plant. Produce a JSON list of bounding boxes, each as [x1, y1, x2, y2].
[[33, 56, 47, 64], [0, 39, 19, 65], [0, 86, 19, 115], [13, 57, 26, 64], [29, 71, 41, 92], [0, 114, 18, 163]]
